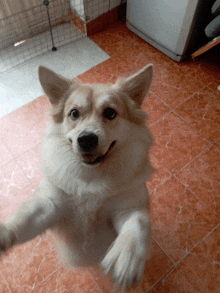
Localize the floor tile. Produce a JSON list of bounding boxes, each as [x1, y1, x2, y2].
[[142, 93, 170, 126], [151, 177, 218, 263], [139, 42, 172, 70], [0, 184, 34, 222], [0, 160, 23, 180], [140, 240, 173, 292], [149, 61, 208, 109], [89, 23, 131, 57], [0, 160, 31, 197], [0, 156, 37, 222], [214, 137, 220, 149], [0, 271, 10, 293], [176, 145, 220, 219], [77, 54, 124, 84], [179, 223, 220, 293], [1, 233, 60, 293], [90, 21, 147, 57], [1, 120, 46, 159], [34, 266, 102, 293], [147, 152, 172, 194], [0, 143, 14, 167], [78, 48, 152, 85], [16, 144, 43, 190], [0, 96, 50, 158], [149, 112, 209, 174], [0, 96, 50, 133], [175, 60, 215, 86], [208, 80, 220, 96], [150, 267, 196, 293], [147, 110, 209, 192], [175, 87, 220, 142], [89, 266, 145, 293], [199, 55, 220, 87], [98, 22, 176, 74], [89, 266, 116, 293]]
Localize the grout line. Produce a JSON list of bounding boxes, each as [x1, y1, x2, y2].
[[1, 140, 18, 162], [173, 140, 215, 178], [169, 107, 212, 148], [175, 174, 220, 223], [176, 268, 198, 292], [150, 201, 219, 292], [148, 90, 202, 129], [174, 80, 213, 109], [149, 91, 172, 109], [173, 222, 220, 269], [151, 238, 175, 265], [148, 110, 170, 128], [32, 266, 63, 292], [147, 266, 175, 293], [166, 90, 219, 148], [88, 270, 106, 293], [149, 89, 186, 112], [148, 109, 213, 187], [150, 173, 220, 269], [148, 175, 173, 196], [213, 136, 220, 149], [0, 146, 15, 167], [172, 107, 212, 144], [149, 262, 198, 293]]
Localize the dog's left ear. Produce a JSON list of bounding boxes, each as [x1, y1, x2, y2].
[[38, 66, 73, 105], [116, 64, 153, 107]]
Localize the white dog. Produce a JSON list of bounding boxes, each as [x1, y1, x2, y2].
[[0, 64, 153, 290]]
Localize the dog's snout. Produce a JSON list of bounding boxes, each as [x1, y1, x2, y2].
[[77, 131, 98, 152]]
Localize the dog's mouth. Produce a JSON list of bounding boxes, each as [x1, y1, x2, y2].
[[82, 141, 116, 165]]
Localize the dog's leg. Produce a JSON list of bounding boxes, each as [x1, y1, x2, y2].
[[101, 210, 151, 290], [0, 186, 63, 255]]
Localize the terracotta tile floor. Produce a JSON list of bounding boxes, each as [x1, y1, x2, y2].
[[0, 21, 220, 292]]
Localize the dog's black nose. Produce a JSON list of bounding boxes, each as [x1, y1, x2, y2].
[[77, 131, 98, 152]]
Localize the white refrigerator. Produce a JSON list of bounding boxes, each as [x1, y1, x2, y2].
[[126, 0, 209, 61]]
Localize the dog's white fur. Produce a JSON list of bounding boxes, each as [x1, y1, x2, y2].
[[0, 64, 153, 290]]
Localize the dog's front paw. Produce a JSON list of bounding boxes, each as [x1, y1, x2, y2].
[[0, 224, 16, 256], [101, 232, 150, 290]]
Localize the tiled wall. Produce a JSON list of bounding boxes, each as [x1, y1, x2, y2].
[[70, 0, 85, 20], [0, 0, 124, 73], [70, 0, 125, 36], [70, 0, 123, 22], [84, 0, 110, 22]]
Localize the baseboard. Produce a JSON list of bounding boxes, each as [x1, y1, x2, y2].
[[86, 8, 118, 36], [70, 11, 86, 34], [70, 4, 125, 37]]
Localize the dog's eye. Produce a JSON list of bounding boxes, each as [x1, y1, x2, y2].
[[103, 108, 117, 120], [70, 109, 79, 120]]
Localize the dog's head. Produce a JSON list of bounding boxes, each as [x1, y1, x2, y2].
[[38, 65, 153, 167]]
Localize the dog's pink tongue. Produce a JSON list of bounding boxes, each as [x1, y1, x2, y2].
[[82, 154, 99, 164]]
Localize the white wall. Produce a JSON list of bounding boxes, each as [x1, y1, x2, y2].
[[70, 0, 85, 19], [83, 0, 125, 22]]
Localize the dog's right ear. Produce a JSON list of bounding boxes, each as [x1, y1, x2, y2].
[[115, 64, 153, 108], [38, 66, 73, 105]]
